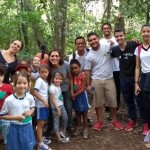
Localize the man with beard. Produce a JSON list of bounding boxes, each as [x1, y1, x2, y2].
[[84, 32, 122, 131]]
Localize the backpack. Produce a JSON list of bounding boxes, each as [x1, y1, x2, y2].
[[72, 48, 90, 59], [138, 44, 142, 55]]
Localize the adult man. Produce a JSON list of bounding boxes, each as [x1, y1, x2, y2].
[[69, 36, 89, 71], [100, 23, 120, 119], [84, 32, 122, 131], [111, 29, 148, 134]]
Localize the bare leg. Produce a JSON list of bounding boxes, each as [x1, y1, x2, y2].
[[110, 107, 117, 121], [36, 120, 45, 144], [95, 107, 103, 122]]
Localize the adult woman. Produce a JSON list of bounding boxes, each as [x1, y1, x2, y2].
[[36, 44, 49, 64], [48, 49, 73, 130], [0, 40, 23, 84], [135, 24, 150, 146]]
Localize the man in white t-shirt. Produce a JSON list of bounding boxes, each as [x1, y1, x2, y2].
[[84, 32, 123, 131], [100, 23, 120, 119], [68, 36, 89, 71]]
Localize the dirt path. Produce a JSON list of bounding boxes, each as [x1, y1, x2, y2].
[[0, 100, 148, 150]]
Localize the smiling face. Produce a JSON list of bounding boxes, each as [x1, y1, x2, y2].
[[32, 56, 41, 67], [102, 24, 112, 37], [88, 35, 100, 50], [114, 31, 125, 45], [141, 26, 150, 42], [53, 74, 63, 86], [75, 38, 86, 52], [9, 40, 22, 54], [15, 76, 28, 95], [49, 51, 61, 66]]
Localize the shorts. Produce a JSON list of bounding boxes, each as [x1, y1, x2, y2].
[[35, 107, 49, 120], [91, 78, 117, 108]]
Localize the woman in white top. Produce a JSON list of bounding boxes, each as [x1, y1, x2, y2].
[[135, 24, 150, 146]]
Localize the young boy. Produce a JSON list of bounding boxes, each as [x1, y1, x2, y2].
[[0, 63, 13, 144]]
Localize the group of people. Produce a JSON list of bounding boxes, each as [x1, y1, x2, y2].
[[0, 22, 149, 150]]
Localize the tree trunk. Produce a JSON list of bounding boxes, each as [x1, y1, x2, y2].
[[54, 0, 67, 55], [114, 0, 125, 31]]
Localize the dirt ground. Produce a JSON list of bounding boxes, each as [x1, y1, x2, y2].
[[0, 99, 148, 150]]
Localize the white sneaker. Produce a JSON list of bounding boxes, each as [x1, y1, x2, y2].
[[43, 137, 51, 145], [38, 143, 52, 150]]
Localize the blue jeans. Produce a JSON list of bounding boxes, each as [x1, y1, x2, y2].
[[120, 76, 146, 122], [62, 90, 73, 128]]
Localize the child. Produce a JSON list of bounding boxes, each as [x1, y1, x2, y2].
[[30, 56, 40, 94], [0, 72, 36, 150], [49, 72, 69, 143], [0, 64, 13, 144], [70, 59, 89, 139], [33, 64, 52, 150]]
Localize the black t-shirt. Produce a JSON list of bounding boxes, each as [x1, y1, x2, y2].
[[111, 41, 138, 77], [0, 50, 18, 84]]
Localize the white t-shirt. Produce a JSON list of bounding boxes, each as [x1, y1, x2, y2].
[[84, 42, 113, 80], [68, 49, 88, 71], [31, 70, 40, 80], [100, 37, 119, 72], [34, 77, 48, 107], [0, 93, 35, 125], [134, 46, 150, 73], [49, 84, 63, 108]]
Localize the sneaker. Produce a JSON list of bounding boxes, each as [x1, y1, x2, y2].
[[93, 121, 103, 131], [43, 137, 51, 145], [143, 123, 150, 135], [58, 137, 69, 143], [74, 128, 81, 136], [83, 129, 88, 139], [125, 120, 138, 131], [111, 120, 123, 130], [38, 143, 52, 150]]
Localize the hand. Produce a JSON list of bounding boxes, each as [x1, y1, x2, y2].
[[56, 109, 61, 117], [86, 85, 91, 94], [43, 101, 49, 108], [18, 115, 25, 121], [107, 40, 115, 46], [71, 92, 75, 100], [22, 111, 31, 117], [135, 83, 141, 95], [131, 38, 140, 44]]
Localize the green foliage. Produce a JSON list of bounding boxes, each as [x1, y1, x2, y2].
[[0, 0, 149, 59]]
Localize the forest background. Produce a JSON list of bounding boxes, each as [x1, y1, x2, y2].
[[0, 0, 150, 59]]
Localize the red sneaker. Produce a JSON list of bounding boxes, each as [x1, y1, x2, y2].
[[93, 121, 103, 131], [143, 123, 149, 135], [125, 120, 138, 131], [111, 120, 123, 130]]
